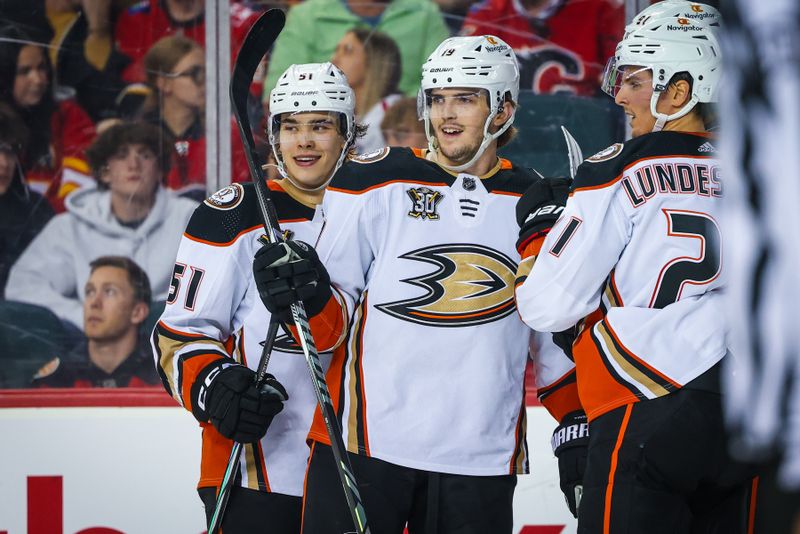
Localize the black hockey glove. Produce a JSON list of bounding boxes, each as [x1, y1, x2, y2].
[[552, 323, 581, 361], [516, 177, 572, 253], [253, 240, 332, 322], [204, 365, 288, 444], [552, 410, 589, 518]]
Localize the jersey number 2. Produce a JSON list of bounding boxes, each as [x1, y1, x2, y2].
[[167, 263, 205, 310], [650, 210, 721, 309]]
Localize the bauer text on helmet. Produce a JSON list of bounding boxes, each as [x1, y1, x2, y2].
[[268, 62, 356, 191], [419, 35, 520, 173]]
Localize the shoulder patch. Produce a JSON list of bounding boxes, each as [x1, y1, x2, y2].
[[351, 147, 391, 164], [33, 357, 60, 380], [587, 143, 624, 163], [204, 183, 244, 210]]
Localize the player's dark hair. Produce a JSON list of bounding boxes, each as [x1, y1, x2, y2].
[[668, 72, 713, 127], [89, 255, 152, 304], [86, 121, 172, 189]]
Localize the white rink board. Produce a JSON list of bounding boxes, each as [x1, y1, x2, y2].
[[0, 406, 576, 534]]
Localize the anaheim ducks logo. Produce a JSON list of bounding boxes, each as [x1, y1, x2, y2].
[[375, 244, 517, 327]]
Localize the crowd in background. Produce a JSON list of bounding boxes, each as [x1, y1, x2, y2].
[[0, 0, 629, 389]]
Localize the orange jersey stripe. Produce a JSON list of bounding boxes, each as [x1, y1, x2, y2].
[[605, 321, 681, 390], [328, 179, 450, 196], [604, 403, 633, 534]]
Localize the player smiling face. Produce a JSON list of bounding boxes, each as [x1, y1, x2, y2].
[[428, 88, 491, 167], [278, 111, 347, 190]]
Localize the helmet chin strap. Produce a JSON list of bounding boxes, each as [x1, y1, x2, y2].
[[649, 91, 699, 133], [268, 131, 353, 192], [424, 109, 515, 174]]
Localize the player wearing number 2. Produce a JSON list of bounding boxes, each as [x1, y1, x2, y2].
[[151, 63, 359, 532], [515, 16, 759, 533]]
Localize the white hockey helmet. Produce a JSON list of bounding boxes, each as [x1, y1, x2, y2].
[[603, 16, 721, 132], [418, 35, 520, 172], [624, 1, 721, 38], [268, 62, 355, 190]]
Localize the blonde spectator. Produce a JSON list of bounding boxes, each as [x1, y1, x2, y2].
[[379, 97, 427, 149], [262, 0, 449, 101], [141, 35, 250, 200], [5, 122, 196, 329], [332, 28, 403, 153]]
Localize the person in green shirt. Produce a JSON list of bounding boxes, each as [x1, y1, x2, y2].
[[262, 0, 449, 100]]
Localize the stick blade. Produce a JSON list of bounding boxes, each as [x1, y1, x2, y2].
[[230, 9, 286, 145]]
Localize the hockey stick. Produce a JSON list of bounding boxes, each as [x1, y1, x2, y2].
[[208, 318, 280, 533], [560, 126, 584, 180], [207, 11, 287, 534], [228, 9, 370, 534]]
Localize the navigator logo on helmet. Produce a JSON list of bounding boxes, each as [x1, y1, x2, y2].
[[602, 16, 721, 132], [624, 0, 721, 39], [268, 62, 356, 191], [418, 35, 520, 173]]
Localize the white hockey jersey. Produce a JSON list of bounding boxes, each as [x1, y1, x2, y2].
[[151, 181, 330, 497], [303, 147, 535, 476], [516, 132, 726, 421]]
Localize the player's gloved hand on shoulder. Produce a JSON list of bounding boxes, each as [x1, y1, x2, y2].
[[253, 240, 332, 322], [205, 365, 288, 443], [552, 410, 589, 518], [516, 177, 572, 253]]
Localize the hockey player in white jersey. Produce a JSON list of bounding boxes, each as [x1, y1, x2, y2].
[[253, 36, 541, 533], [151, 62, 358, 533], [515, 16, 760, 533]]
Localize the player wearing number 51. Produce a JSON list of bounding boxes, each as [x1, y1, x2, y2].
[[514, 14, 760, 534], [152, 62, 360, 533]]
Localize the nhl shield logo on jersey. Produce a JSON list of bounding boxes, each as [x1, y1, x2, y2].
[[587, 143, 624, 163], [407, 187, 444, 220], [375, 244, 518, 327], [204, 183, 244, 210]]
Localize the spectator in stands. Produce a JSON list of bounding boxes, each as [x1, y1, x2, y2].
[[141, 35, 250, 200], [5, 121, 196, 329], [461, 0, 624, 96], [32, 255, 160, 388], [0, 25, 96, 211], [1, 0, 129, 121], [0, 103, 54, 298], [262, 0, 449, 100], [379, 96, 427, 149], [332, 28, 403, 153], [114, 0, 260, 83]]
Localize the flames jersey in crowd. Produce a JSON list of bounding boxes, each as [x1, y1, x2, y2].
[[460, 0, 623, 96], [516, 132, 725, 422], [151, 181, 329, 497], [303, 147, 535, 476], [721, 0, 800, 489]]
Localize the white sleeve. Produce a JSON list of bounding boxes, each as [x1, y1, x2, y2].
[[516, 185, 630, 332]]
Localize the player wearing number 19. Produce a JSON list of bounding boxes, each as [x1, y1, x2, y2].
[[151, 62, 359, 533], [514, 16, 759, 533]]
